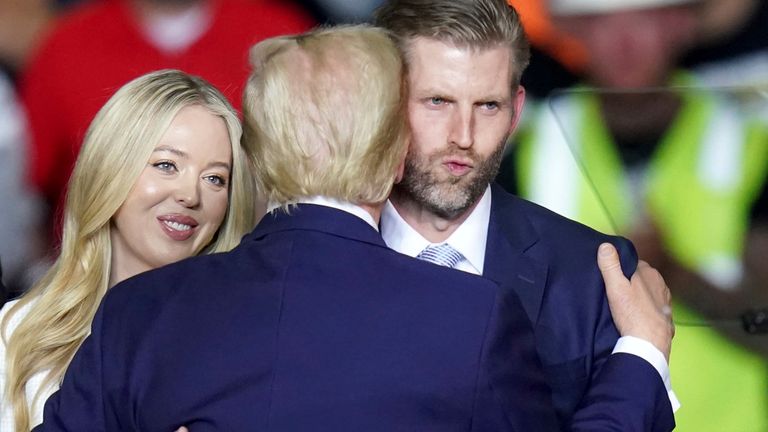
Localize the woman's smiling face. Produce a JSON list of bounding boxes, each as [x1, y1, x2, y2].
[[110, 104, 232, 282]]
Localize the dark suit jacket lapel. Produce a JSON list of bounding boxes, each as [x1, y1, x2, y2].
[[484, 184, 548, 325], [247, 204, 389, 250]]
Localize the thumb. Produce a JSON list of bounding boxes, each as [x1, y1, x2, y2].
[[597, 243, 628, 292]]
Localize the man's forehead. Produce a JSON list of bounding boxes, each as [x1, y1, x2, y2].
[[405, 36, 507, 57], [406, 37, 514, 95], [406, 37, 513, 72]]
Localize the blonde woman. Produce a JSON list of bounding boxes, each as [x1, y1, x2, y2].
[[0, 69, 257, 432]]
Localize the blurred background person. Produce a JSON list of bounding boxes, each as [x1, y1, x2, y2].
[[508, 0, 768, 99], [0, 0, 82, 75], [296, 0, 383, 23], [0, 0, 52, 74], [685, 0, 768, 90], [496, 0, 768, 430], [14, 0, 312, 294], [0, 0, 86, 298], [0, 71, 39, 300], [507, 0, 584, 98], [0, 69, 257, 432]]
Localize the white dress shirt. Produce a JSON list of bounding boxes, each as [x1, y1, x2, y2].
[[0, 298, 55, 431], [268, 196, 378, 231], [381, 187, 491, 275], [381, 185, 679, 412]]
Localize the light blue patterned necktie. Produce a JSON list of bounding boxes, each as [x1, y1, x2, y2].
[[416, 243, 465, 268]]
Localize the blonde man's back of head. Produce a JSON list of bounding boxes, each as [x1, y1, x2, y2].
[[243, 25, 409, 208]]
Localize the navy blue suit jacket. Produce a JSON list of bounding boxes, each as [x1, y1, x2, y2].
[[36, 204, 558, 432], [486, 184, 674, 431]]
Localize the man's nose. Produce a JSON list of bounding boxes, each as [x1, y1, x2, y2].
[[448, 107, 473, 149]]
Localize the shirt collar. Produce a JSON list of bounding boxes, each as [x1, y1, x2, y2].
[[381, 185, 492, 274], [268, 196, 378, 231]]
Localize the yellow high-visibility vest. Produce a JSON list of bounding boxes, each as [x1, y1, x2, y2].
[[514, 81, 768, 431]]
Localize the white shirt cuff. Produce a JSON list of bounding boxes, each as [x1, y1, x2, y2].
[[612, 335, 681, 412]]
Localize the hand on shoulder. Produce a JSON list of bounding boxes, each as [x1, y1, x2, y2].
[[598, 243, 674, 360]]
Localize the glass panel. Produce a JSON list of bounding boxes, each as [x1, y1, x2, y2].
[[504, 84, 768, 430]]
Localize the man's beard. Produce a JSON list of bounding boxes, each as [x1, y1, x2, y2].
[[396, 142, 505, 220]]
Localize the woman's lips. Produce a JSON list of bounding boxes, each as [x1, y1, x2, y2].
[[157, 214, 198, 241]]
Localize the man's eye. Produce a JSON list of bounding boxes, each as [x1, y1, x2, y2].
[[481, 101, 499, 110], [429, 97, 445, 105]]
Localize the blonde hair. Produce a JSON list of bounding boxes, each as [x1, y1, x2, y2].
[[374, 0, 531, 87], [243, 24, 409, 207], [1, 69, 256, 432]]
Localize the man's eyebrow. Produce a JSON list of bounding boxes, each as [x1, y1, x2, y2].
[[412, 86, 446, 96], [412, 86, 510, 101]]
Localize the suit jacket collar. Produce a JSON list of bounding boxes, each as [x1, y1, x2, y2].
[[488, 184, 540, 251], [484, 183, 548, 324], [246, 204, 389, 250]]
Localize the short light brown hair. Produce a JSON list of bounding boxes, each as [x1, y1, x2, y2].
[[374, 0, 530, 86], [243, 25, 408, 207]]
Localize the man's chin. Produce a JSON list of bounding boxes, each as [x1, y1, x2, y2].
[[422, 188, 473, 220], [424, 200, 472, 220], [435, 171, 473, 186]]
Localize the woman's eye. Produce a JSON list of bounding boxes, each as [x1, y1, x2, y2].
[[152, 161, 177, 172], [205, 175, 227, 187]]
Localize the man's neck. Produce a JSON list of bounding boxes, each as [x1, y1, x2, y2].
[[389, 189, 481, 243], [360, 203, 382, 226], [285, 197, 382, 230]]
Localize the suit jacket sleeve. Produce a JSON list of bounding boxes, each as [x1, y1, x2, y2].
[[569, 238, 675, 432], [472, 285, 560, 432], [570, 353, 674, 432], [34, 300, 108, 432], [588, 237, 638, 388]]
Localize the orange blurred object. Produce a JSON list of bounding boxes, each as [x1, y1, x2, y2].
[[508, 0, 588, 72]]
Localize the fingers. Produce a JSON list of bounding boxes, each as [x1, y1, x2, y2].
[[634, 260, 672, 317], [597, 242, 629, 291], [635, 260, 675, 358], [600, 244, 675, 360]]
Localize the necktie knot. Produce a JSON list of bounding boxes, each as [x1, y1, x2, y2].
[[417, 243, 464, 269]]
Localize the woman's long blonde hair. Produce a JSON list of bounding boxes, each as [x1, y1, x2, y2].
[[1, 69, 257, 431]]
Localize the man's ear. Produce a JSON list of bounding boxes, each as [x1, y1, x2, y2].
[[508, 85, 527, 135]]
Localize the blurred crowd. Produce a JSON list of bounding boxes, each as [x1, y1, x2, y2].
[[0, 0, 312, 298], [0, 0, 410, 299], [0, 0, 767, 430]]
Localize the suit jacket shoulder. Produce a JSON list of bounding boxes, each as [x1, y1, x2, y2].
[[490, 184, 637, 277], [487, 185, 673, 431]]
